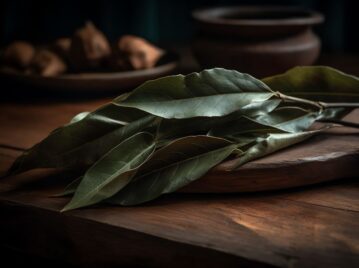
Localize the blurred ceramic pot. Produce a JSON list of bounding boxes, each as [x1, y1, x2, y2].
[[192, 6, 324, 77]]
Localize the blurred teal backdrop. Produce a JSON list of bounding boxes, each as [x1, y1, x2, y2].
[[0, 0, 358, 52]]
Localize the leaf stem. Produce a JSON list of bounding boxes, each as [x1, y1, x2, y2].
[[276, 92, 359, 110], [275, 92, 324, 110], [319, 102, 359, 108]]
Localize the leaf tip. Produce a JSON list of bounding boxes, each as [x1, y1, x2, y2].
[[60, 206, 73, 213], [61, 201, 78, 212]]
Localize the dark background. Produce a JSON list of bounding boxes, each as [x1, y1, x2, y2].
[[1, 0, 359, 53]]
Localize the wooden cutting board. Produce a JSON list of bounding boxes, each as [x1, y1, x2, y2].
[[0, 99, 358, 268], [181, 109, 359, 193]]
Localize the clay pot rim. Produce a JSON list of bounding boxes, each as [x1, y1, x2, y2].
[[192, 6, 324, 27]]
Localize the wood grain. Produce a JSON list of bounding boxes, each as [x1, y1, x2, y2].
[[183, 128, 359, 192], [0, 99, 110, 149], [0, 151, 358, 267]]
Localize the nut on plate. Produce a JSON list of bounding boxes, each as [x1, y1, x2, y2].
[[3, 41, 35, 69], [28, 49, 67, 76], [51, 38, 71, 60], [70, 21, 111, 71], [111, 35, 164, 71]]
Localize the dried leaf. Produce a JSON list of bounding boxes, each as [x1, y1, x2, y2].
[[109, 136, 237, 205], [114, 68, 275, 119], [62, 132, 155, 211]]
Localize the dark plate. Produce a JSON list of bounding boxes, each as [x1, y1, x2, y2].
[[0, 52, 179, 92]]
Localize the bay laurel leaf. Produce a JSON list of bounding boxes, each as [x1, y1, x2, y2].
[[208, 106, 318, 138], [316, 107, 351, 121], [8, 112, 156, 176], [238, 99, 282, 117], [109, 136, 238, 206], [208, 117, 282, 138], [251, 106, 318, 133], [114, 68, 275, 119], [157, 99, 281, 140], [228, 129, 324, 170], [263, 66, 359, 120], [50, 115, 157, 168], [263, 66, 359, 102], [68, 112, 90, 124], [119, 92, 273, 119], [62, 132, 156, 211]]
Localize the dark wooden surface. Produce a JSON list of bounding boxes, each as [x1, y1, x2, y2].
[[0, 54, 358, 267], [184, 109, 359, 192]]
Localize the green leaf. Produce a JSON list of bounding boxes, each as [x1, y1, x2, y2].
[[263, 66, 359, 102], [109, 136, 237, 206], [8, 111, 155, 176], [208, 106, 317, 139], [263, 66, 359, 120], [157, 99, 281, 140], [114, 68, 275, 119], [62, 132, 156, 211], [251, 106, 318, 133], [7, 105, 120, 175], [228, 129, 323, 170], [316, 107, 351, 121], [208, 117, 281, 138], [49, 115, 156, 168], [68, 112, 90, 124]]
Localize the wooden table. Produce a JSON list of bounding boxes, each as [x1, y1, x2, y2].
[[0, 55, 358, 267]]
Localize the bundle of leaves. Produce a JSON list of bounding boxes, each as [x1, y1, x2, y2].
[[6, 66, 359, 211]]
